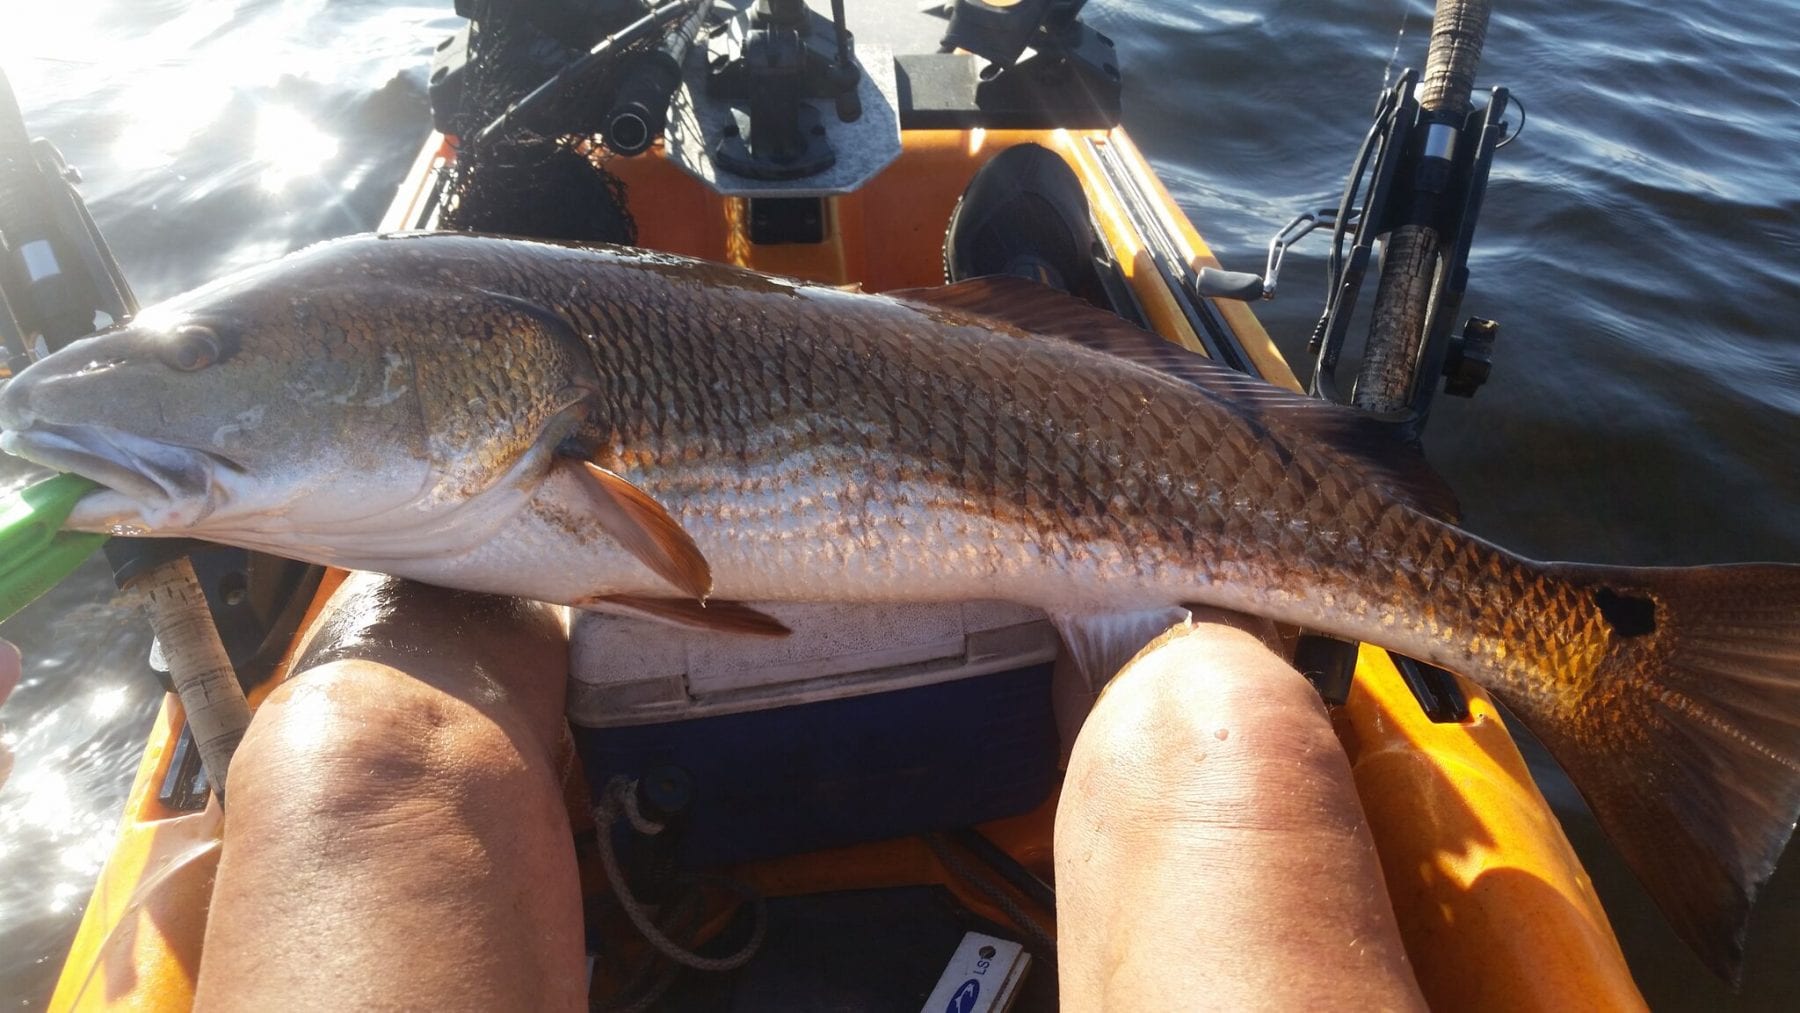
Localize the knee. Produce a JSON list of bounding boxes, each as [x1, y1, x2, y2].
[[1062, 623, 1349, 835], [1090, 622, 1331, 760], [201, 658, 586, 1012], [293, 574, 571, 739], [231, 658, 550, 835], [1054, 626, 1421, 1011]]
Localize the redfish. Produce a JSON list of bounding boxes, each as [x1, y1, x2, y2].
[[2, 232, 1796, 980]]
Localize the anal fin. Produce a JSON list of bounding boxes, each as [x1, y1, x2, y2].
[[580, 594, 792, 637]]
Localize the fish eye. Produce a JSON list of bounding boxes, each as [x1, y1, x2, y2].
[[161, 324, 221, 372]]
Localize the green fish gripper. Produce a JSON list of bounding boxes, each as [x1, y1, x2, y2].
[[0, 473, 108, 625]]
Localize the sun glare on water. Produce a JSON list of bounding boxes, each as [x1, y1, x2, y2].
[[109, 80, 232, 172], [85, 685, 128, 720], [3, 0, 344, 193], [255, 104, 341, 193]]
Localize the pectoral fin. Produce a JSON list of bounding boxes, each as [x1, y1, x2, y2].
[[567, 459, 713, 601], [580, 594, 792, 636]]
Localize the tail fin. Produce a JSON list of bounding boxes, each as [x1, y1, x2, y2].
[[1514, 562, 1800, 984]]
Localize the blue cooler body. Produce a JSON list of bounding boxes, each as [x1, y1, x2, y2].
[[567, 601, 1063, 866]]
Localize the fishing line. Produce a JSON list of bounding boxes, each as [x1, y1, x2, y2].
[[1380, 0, 1411, 93], [1079, 0, 1125, 38]]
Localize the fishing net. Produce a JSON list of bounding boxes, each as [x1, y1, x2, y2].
[[433, 0, 655, 245]]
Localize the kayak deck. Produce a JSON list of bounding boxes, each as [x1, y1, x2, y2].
[[50, 126, 1643, 1011]]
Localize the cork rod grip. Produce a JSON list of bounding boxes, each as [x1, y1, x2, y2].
[[1352, 0, 1493, 413], [135, 557, 251, 801]]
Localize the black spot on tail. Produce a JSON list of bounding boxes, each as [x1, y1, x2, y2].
[[1596, 586, 1657, 637]]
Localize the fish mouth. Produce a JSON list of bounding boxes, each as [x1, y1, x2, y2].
[[0, 421, 244, 529]]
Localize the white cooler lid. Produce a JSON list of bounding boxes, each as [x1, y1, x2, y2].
[[568, 600, 1058, 728]]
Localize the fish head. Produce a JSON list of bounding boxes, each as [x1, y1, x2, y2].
[[0, 236, 596, 552]]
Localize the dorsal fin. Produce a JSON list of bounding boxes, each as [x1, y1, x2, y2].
[[888, 276, 1461, 522]]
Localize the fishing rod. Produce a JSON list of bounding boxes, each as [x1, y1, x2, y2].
[[600, 0, 716, 156], [1198, 1, 1514, 426], [1317, 0, 1512, 719], [1194, 0, 1516, 718], [1332, 0, 1502, 717], [1352, 0, 1496, 416], [471, 0, 708, 148], [1300, 1, 1513, 424]]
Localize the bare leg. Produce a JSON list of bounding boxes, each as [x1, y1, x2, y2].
[[1055, 623, 1424, 1011], [194, 574, 585, 1011]]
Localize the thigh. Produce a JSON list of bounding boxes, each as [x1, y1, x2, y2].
[[195, 574, 586, 1012]]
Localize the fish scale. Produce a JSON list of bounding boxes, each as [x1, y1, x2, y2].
[[3, 232, 1800, 980], [601, 269, 1496, 673]]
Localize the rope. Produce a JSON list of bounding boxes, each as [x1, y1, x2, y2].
[[924, 833, 1058, 964], [614, 778, 665, 835], [591, 892, 696, 1013], [593, 776, 767, 974]]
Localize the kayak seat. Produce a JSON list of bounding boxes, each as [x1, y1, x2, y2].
[[943, 141, 1106, 307]]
